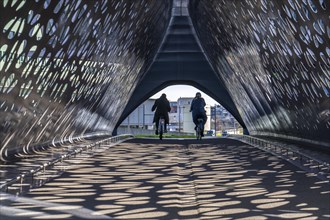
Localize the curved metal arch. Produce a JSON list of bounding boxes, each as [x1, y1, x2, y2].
[[114, 2, 246, 134], [115, 77, 246, 135]]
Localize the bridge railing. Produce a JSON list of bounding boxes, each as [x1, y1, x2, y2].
[[0, 134, 134, 194], [228, 134, 330, 181], [1, 132, 118, 162]]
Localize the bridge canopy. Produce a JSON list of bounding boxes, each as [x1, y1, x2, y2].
[[0, 0, 329, 161]]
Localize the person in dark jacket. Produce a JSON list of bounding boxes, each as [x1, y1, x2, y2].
[[190, 92, 207, 136], [152, 93, 171, 135]]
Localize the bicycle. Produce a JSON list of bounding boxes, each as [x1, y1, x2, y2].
[[196, 118, 204, 140], [158, 116, 165, 140]]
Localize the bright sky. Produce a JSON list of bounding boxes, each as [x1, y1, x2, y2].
[[150, 85, 219, 106]]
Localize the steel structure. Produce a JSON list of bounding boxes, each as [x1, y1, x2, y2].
[[0, 0, 329, 161]]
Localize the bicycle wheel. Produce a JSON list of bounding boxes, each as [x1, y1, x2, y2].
[[159, 126, 163, 140], [196, 125, 201, 140], [198, 120, 204, 140], [159, 118, 164, 140]]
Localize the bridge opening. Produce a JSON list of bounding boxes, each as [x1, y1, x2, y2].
[[119, 85, 243, 136]]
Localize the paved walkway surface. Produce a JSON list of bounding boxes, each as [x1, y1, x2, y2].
[[1, 138, 329, 219]]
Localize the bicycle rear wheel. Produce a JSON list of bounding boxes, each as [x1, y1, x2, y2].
[[196, 126, 201, 140], [197, 120, 203, 140], [159, 126, 163, 140], [159, 118, 164, 140]]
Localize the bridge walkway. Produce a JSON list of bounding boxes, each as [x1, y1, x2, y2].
[[1, 138, 329, 219]]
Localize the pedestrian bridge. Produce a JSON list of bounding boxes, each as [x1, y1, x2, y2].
[[0, 0, 329, 219], [1, 137, 329, 219]]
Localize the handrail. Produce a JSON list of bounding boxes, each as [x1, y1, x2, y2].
[[227, 134, 330, 181], [0, 134, 134, 193], [1, 132, 115, 162]]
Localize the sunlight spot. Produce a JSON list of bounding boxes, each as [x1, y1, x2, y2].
[[116, 196, 150, 205], [44, 182, 81, 186], [159, 194, 179, 198], [63, 189, 95, 192], [251, 198, 285, 204], [116, 208, 168, 219], [258, 170, 277, 174], [46, 198, 84, 203], [275, 179, 290, 183], [157, 188, 177, 193], [33, 214, 73, 219], [126, 188, 149, 193], [78, 179, 113, 184], [11, 205, 38, 209], [315, 181, 329, 185], [236, 216, 268, 220], [97, 171, 131, 176], [203, 208, 249, 216], [100, 182, 141, 190], [16, 211, 44, 216], [200, 200, 241, 207], [197, 194, 216, 199], [31, 196, 62, 200], [30, 187, 65, 192], [42, 205, 82, 211], [63, 184, 94, 189], [100, 192, 130, 197], [178, 209, 199, 216], [157, 199, 180, 205], [148, 178, 177, 184], [257, 201, 289, 209], [297, 217, 318, 220], [276, 184, 294, 187], [68, 167, 110, 173], [300, 207, 319, 211], [97, 194, 130, 200], [92, 209, 123, 215], [227, 189, 267, 198], [199, 207, 219, 213], [95, 204, 124, 209], [123, 175, 160, 180], [278, 212, 312, 218], [54, 178, 84, 181], [225, 181, 261, 188], [116, 211, 168, 219], [266, 190, 296, 198], [55, 192, 95, 197], [29, 191, 65, 195]]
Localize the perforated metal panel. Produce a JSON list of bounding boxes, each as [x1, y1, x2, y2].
[[0, 0, 171, 160], [189, 0, 329, 146]]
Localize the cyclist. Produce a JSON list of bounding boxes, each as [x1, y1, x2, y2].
[[190, 92, 207, 137], [152, 93, 171, 135]]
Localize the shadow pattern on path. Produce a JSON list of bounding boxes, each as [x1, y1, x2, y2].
[[1, 138, 329, 219]]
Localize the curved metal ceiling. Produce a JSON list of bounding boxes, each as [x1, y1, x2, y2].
[[116, 1, 246, 131], [0, 0, 329, 161]]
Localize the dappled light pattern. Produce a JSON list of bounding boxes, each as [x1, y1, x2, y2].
[[0, 0, 171, 160], [0, 136, 130, 194], [190, 0, 330, 146], [1, 139, 329, 219]]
